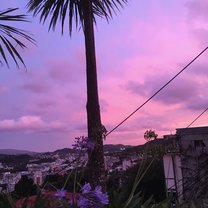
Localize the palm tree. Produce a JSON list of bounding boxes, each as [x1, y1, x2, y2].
[[27, 0, 127, 188], [0, 8, 35, 68]]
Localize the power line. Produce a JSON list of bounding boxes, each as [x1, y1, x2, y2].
[[106, 47, 208, 136], [173, 106, 208, 137], [186, 107, 208, 128], [164, 109, 208, 200]]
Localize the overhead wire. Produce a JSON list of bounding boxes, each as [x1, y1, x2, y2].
[[54, 48, 208, 183], [106, 46, 208, 136], [177, 168, 208, 199], [164, 108, 208, 189], [164, 110, 208, 201], [173, 105, 208, 135], [164, 144, 208, 202], [186, 107, 208, 128]]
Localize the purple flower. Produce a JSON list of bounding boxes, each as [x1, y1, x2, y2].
[[76, 183, 109, 208], [94, 186, 109, 205], [54, 188, 66, 200], [77, 197, 94, 208], [81, 183, 91, 194], [73, 136, 94, 151]]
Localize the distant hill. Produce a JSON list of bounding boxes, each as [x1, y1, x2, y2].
[[53, 144, 133, 155], [0, 144, 135, 156], [125, 138, 165, 153], [104, 144, 133, 153], [125, 144, 145, 153], [0, 149, 37, 155], [54, 148, 77, 154]]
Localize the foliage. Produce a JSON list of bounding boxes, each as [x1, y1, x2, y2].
[[0, 154, 31, 164], [0, 193, 15, 208], [1, 133, 206, 207], [27, 0, 127, 35], [144, 130, 158, 142], [122, 160, 166, 206], [1, 191, 208, 208], [0, 8, 35, 68], [43, 169, 88, 192], [13, 175, 37, 198], [0, 144, 207, 208], [29, 157, 55, 164], [0, 154, 31, 173]]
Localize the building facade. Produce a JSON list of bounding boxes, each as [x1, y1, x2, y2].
[[163, 126, 208, 203]]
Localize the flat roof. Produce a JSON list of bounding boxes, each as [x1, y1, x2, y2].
[[176, 126, 208, 135]]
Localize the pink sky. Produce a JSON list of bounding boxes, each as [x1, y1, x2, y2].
[[1, 0, 208, 152]]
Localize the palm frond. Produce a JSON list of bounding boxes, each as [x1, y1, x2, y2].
[[27, 0, 127, 35], [0, 8, 35, 68]]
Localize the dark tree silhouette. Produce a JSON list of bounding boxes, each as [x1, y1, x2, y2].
[[27, 0, 127, 188], [144, 129, 158, 142], [14, 175, 37, 198], [0, 8, 35, 68]]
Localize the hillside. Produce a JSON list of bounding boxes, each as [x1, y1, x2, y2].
[[0, 149, 37, 155]]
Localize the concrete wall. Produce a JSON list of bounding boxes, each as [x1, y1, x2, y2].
[[163, 127, 208, 202]]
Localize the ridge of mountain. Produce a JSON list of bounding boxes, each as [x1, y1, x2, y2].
[[0, 144, 134, 155], [104, 144, 133, 152], [0, 149, 37, 155], [55, 144, 134, 153]]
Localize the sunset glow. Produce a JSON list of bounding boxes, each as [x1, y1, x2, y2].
[[1, 0, 208, 151]]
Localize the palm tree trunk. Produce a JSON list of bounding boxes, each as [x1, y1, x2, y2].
[[83, 0, 106, 188]]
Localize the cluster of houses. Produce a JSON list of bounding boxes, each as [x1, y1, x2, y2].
[[1, 126, 208, 204], [0, 146, 140, 193], [0, 153, 87, 193]]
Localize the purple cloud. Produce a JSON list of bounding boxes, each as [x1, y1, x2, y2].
[[21, 83, 50, 93], [124, 74, 199, 105], [191, 28, 208, 47], [185, 0, 208, 21], [124, 81, 147, 97], [47, 56, 84, 84], [0, 84, 9, 93], [0, 115, 68, 133], [187, 61, 208, 77], [185, 97, 208, 111]]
